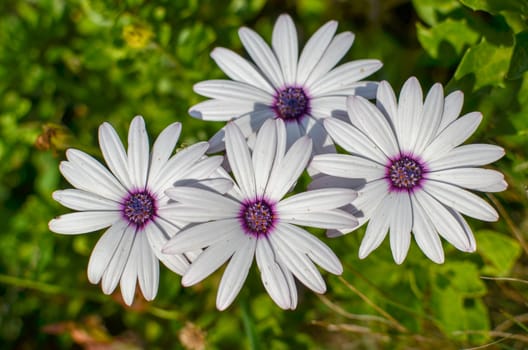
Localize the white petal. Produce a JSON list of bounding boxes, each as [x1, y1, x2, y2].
[[437, 90, 464, 134], [52, 189, 119, 211], [99, 122, 132, 189], [225, 123, 256, 198], [308, 174, 365, 191], [428, 144, 505, 170], [278, 188, 357, 213], [389, 193, 412, 264], [128, 116, 149, 189], [310, 154, 385, 181], [138, 232, 159, 301], [422, 112, 482, 161], [182, 237, 242, 286], [193, 80, 273, 103], [216, 237, 256, 310], [396, 77, 423, 152], [358, 194, 394, 259], [148, 122, 181, 187], [346, 95, 399, 158], [309, 60, 383, 96], [423, 181, 498, 221], [265, 136, 312, 201], [297, 20, 338, 84], [239, 27, 284, 88], [120, 241, 138, 306], [189, 99, 259, 121], [211, 47, 274, 94], [412, 199, 444, 263], [308, 95, 346, 120], [414, 83, 444, 154], [285, 121, 302, 151], [272, 14, 298, 84], [353, 179, 389, 225], [270, 232, 326, 293], [49, 211, 119, 234], [252, 119, 277, 196], [177, 156, 224, 181], [145, 221, 189, 275], [255, 237, 294, 309], [280, 209, 358, 229], [323, 118, 387, 163], [323, 81, 379, 99], [101, 225, 136, 295], [376, 80, 398, 123], [163, 219, 242, 254], [87, 220, 129, 284], [63, 150, 125, 201], [276, 223, 342, 274], [300, 117, 336, 158], [427, 168, 507, 192], [151, 142, 209, 195], [413, 190, 475, 252], [304, 31, 355, 87]]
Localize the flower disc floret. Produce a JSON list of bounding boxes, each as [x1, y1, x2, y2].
[[240, 199, 275, 237], [387, 156, 424, 191], [122, 190, 157, 227], [273, 86, 310, 122]]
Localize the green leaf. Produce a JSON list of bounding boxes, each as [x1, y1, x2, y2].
[[507, 30, 528, 79], [477, 230, 522, 276], [417, 18, 480, 64], [459, 0, 528, 15], [412, 0, 461, 25], [454, 38, 513, 90]]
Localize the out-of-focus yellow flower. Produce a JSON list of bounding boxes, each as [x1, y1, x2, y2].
[[122, 24, 152, 49]]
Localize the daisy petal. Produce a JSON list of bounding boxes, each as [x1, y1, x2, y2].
[[310, 154, 385, 181], [189, 99, 260, 121], [49, 211, 119, 234], [428, 144, 505, 170], [301, 118, 336, 157], [396, 77, 423, 151], [423, 181, 498, 221], [217, 237, 256, 310], [253, 119, 277, 196], [256, 237, 294, 309], [412, 200, 444, 263], [376, 80, 398, 123], [427, 168, 507, 192], [297, 20, 338, 84], [128, 116, 149, 189], [308, 174, 365, 191], [272, 14, 298, 84], [182, 237, 242, 286], [389, 193, 412, 264], [120, 243, 138, 306], [210, 47, 274, 94], [277, 188, 357, 213], [145, 222, 190, 275], [163, 219, 241, 254], [101, 225, 136, 295], [225, 123, 257, 198], [280, 209, 358, 229], [239, 27, 284, 88], [52, 189, 119, 211], [148, 122, 181, 187], [87, 220, 129, 284], [193, 80, 273, 103], [138, 232, 159, 301], [99, 122, 132, 189], [276, 223, 342, 274], [304, 31, 355, 86], [359, 194, 394, 259], [414, 83, 443, 154], [438, 90, 464, 133]]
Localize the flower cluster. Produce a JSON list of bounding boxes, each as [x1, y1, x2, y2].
[[49, 14, 506, 310]]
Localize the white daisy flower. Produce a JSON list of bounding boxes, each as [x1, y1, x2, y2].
[[189, 14, 382, 154], [49, 116, 230, 305], [163, 119, 358, 310], [310, 77, 507, 264]]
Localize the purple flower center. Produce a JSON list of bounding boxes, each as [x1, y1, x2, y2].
[[240, 199, 275, 237], [387, 156, 424, 191], [122, 190, 156, 228], [272, 86, 310, 122]]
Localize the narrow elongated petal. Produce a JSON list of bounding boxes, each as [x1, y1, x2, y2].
[[189, 99, 259, 121], [148, 122, 181, 186], [297, 20, 338, 84], [376, 80, 398, 122], [99, 122, 132, 189], [225, 123, 256, 198], [428, 144, 505, 170], [101, 225, 136, 295], [412, 199, 444, 263], [277, 188, 357, 213], [146, 221, 190, 275], [280, 209, 358, 229], [49, 211, 119, 234], [413, 83, 443, 153], [389, 193, 412, 264], [87, 220, 129, 284], [437, 90, 464, 133], [359, 194, 394, 259], [165, 186, 239, 213], [120, 242, 138, 306], [272, 14, 298, 84], [396, 77, 423, 151], [310, 154, 385, 181], [253, 119, 277, 196], [52, 189, 119, 211], [427, 168, 506, 192], [217, 237, 256, 310], [239, 27, 284, 88], [138, 232, 159, 301], [210, 47, 274, 94], [128, 116, 149, 189], [256, 238, 294, 309], [423, 181, 498, 221], [193, 80, 273, 103]]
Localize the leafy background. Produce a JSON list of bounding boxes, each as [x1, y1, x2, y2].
[[1, 0, 527, 349]]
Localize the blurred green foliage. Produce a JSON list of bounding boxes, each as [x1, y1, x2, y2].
[[0, 0, 527, 349]]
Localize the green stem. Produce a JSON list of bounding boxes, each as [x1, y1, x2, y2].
[[240, 298, 260, 350]]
